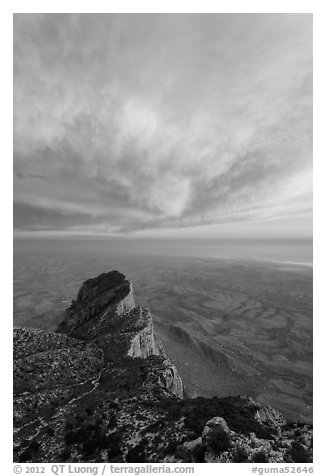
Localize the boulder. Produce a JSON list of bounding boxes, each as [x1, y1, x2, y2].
[[202, 417, 231, 453], [182, 437, 204, 462]]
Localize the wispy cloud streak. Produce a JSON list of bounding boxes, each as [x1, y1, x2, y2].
[[13, 14, 312, 236]]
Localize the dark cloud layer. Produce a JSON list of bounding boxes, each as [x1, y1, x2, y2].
[[13, 14, 312, 236]]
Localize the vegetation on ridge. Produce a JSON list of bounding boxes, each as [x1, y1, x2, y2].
[[13, 271, 313, 463]]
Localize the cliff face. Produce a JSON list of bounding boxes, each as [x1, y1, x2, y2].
[[13, 270, 312, 464], [57, 271, 183, 399], [127, 314, 165, 359], [57, 271, 135, 338], [146, 362, 184, 399]]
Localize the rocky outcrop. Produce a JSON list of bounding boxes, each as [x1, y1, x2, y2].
[[181, 417, 232, 462], [163, 364, 184, 398], [180, 409, 312, 464], [145, 360, 184, 398], [127, 313, 165, 359], [55, 271, 183, 399], [202, 417, 231, 453], [57, 271, 135, 337], [254, 404, 285, 430], [182, 437, 204, 462]]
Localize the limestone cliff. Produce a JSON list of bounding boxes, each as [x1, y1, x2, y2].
[[127, 308, 165, 359], [57, 270, 135, 338], [56, 271, 183, 398], [146, 361, 184, 399]]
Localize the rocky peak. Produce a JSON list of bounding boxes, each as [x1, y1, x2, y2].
[[57, 270, 135, 337], [55, 270, 183, 400], [76, 270, 127, 302]]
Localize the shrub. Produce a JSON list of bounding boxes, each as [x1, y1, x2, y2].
[[231, 444, 249, 463], [65, 421, 74, 431], [252, 448, 269, 462], [29, 441, 40, 453], [19, 448, 32, 463], [109, 401, 120, 410], [46, 427, 55, 437], [126, 445, 146, 463], [108, 415, 118, 429], [59, 447, 71, 461], [289, 441, 312, 463], [164, 439, 179, 455], [107, 442, 122, 459]]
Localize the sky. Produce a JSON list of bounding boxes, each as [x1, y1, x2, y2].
[[13, 13, 312, 239]]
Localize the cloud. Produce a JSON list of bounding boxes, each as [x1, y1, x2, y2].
[[13, 13, 312, 237], [13, 202, 97, 231]]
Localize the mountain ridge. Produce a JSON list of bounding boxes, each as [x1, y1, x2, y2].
[[13, 270, 312, 463]]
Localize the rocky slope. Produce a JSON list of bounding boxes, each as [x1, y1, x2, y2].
[[13, 270, 312, 463]]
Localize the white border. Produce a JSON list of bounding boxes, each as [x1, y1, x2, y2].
[[3, 2, 324, 474]]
